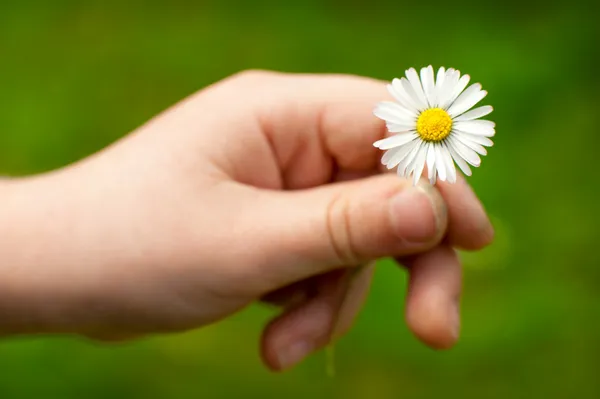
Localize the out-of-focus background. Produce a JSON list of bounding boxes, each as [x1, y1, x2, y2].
[[0, 1, 599, 398]]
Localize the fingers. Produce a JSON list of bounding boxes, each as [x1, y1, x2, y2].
[[218, 70, 390, 186], [260, 243, 463, 371], [261, 274, 321, 310], [378, 160, 494, 251], [241, 174, 447, 289], [260, 265, 375, 371], [401, 245, 462, 350], [436, 175, 494, 250], [215, 70, 493, 255]]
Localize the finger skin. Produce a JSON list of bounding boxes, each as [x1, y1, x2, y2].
[[401, 245, 462, 350], [235, 174, 447, 292], [436, 174, 494, 250], [220, 71, 493, 252], [212, 70, 390, 188], [0, 69, 487, 346], [260, 265, 374, 371], [378, 164, 494, 251]]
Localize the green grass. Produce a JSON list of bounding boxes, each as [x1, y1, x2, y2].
[[0, 1, 599, 397]]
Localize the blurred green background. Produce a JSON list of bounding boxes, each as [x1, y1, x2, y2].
[[1, 1, 599, 398]]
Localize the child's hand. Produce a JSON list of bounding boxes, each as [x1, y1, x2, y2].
[[0, 71, 493, 370]]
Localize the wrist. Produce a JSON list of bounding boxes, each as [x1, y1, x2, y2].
[[0, 163, 138, 336], [0, 171, 85, 334]]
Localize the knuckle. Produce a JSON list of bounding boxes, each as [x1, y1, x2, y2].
[[325, 191, 362, 266]]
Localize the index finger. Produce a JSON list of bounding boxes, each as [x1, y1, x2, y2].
[[224, 70, 390, 174]]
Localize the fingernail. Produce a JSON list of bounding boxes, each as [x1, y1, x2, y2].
[[277, 340, 314, 370], [389, 183, 445, 244]]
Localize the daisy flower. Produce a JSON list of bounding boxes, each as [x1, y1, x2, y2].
[[373, 66, 495, 185]]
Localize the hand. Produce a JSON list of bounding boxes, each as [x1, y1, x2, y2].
[[0, 70, 493, 371]]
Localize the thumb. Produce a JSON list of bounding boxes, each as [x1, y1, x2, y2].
[[245, 174, 447, 286]]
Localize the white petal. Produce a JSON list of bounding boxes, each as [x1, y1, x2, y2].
[[404, 141, 423, 176], [420, 66, 435, 106], [437, 69, 459, 110], [406, 155, 419, 181], [442, 74, 470, 109], [387, 82, 419, 115], [397, 140, 423, 177], [426, 143, 436, 179], [435, 67, 446, 86], [457, 132, 494, 147], [411, 144, 428, 185], [434, 144, 447, 181], [401, 78, 427, 111], [444, 68, 458, 84], [432, 67, 446, 106], [386, 84, 407, 106], [453, 120, 496, 137], [406, 68, 429, 108], [374, 101, 415, 124], [391, 140, 417, 174], [383, 139, 418, 169], [441, 144, 457, 183], [447, 84, 487, 117], [453, 127, 495, 139], [373, 132, 418, 149], [454, 105, 493, 121], [447, 141, 472, 176], [454, 133, 487, 155], [448, 136, 481, 166], [386, 122, 415, 133], [381, 146, 401, 165]]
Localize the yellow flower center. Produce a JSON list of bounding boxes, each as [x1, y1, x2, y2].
[[416, 108, 453, 142]]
